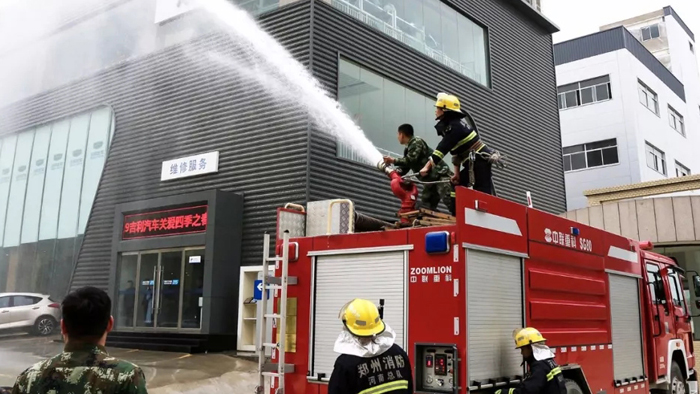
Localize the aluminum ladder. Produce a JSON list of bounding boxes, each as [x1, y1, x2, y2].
[[255, 231, 296, 394]]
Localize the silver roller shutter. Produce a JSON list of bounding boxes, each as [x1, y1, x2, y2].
[[312, 251, 406, 378], [609, 274, 644, 381], [467, 249, 523, 384]]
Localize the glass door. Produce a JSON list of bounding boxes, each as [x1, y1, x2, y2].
[[136, 253, 158, 328], [116, 253, 138, 328], [117, 248, 204, 331], [182, 249, 205, 329], [156, 251, 183, 328]]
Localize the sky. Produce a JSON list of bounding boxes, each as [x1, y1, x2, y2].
[[541, 0, 700, 44]]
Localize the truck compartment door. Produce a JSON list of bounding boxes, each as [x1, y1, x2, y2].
[[467, 249, 524, 386], [310, 251, 406, 380], [609, 273, 645, 384]]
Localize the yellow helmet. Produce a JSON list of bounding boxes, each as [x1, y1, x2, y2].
[[513, 327, 546, 348], [339, 299, 386, 337], [435, 92, 462, 113]]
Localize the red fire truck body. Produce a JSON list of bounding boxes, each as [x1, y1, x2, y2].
[[264, 188, 697, 394]]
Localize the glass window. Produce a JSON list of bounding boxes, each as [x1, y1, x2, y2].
[[646, 263, 666, 305], [645, 142, 666, 175], [675, 161, 690, 177], [57, 113, 90, 239], [641, 24, 660, 41], [570, 153, 586, 170], [0, 135, 18, 246], [563, 139, 618, 172], [638, 80, 659, 115], [79, 107, 113, 234], [557, 75, 611, 110], [668, 106, 685, 136], [0, 296, 8, 308], [337, 59, 448, 165], [580, 87, 594, 105], [331, 0, 489, 86], [39, 119, 70, 241], [4, 131, 35, 247], [12, 296, 40, 307], [21, 126, 52, 244], [668, 272, 687, 314]]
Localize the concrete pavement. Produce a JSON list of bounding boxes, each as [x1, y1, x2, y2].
[[0, 333, 259, 393]]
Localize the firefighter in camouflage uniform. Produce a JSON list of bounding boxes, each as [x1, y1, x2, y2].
[[383, 124, 455, 215], [11, 287, 148, 394], [494, 328, 566, 394]]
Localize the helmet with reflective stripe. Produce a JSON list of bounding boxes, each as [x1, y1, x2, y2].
[[513, 327, 546, 348], [435, 92, 461, 113], [339, 299, 386, 337]]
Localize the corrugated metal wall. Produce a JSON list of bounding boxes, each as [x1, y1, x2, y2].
[[308, 0, 566, 218], [0, 2, 313, 292]]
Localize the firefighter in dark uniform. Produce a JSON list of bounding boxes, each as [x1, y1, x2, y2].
[[495, 328, 567, 394], [419, 93, 504, 196], [328, 299, 414, 394]]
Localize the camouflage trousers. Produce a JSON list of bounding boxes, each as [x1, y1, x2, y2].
[[421, 180, 455, 215]]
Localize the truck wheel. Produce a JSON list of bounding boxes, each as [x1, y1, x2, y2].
[[670, 362, 687, 394], [565, 378, 584, 394]]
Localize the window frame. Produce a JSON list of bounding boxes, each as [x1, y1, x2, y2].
[[557, 75, 612, 110], [646, 263, 667, 306], [668, 271, 688, 315], [645, 142, 667, 175], [562, 138, 619, 172], [675, 161, 690, 177], [641, 24, 661, 41], [11, 295, 41, 307], [638, 80, 659, 115], [330, 0, 492, 88], [668, 105, 685, 136]]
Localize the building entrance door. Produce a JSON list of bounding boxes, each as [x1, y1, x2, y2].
[[116, 248, 204, 331]]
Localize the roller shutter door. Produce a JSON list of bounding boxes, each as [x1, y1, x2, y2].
[[609, 274, 644, 381], [467, 249, 523, 384], [312, 251, 405, 378]]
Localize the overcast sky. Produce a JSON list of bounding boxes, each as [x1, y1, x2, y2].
[[542, 0, 700, 45]]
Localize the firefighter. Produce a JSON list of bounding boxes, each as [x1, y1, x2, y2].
[[419, 92, 504, 195], [495, 328, 566, 394], [383, 123, 455, 215], [328, 299, 414, 394]]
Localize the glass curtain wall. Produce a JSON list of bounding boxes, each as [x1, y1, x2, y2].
[[337, 58, 451, 166], [0, 106, 114, 298]]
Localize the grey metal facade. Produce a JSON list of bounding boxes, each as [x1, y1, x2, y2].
[[554, 26, 686, 102], [308, 0, 565, 218], [0, 0, 565, 295]]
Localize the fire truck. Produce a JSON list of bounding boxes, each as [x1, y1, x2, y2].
[[255, 186, 698, 394]]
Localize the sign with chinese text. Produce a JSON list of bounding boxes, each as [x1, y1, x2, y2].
[[122, 204, 208, 240], [160, 151, 219, 181]]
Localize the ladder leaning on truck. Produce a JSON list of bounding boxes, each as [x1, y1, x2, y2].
[[255, 187, 698, 394]]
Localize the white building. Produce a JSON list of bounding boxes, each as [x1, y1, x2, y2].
[[554, 6, 700, 210]]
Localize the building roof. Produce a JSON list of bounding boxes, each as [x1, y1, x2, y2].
[[502, 0, 559, 34], [554, 26, 686, 102], [583, 174, 700, 205], [664, 5, 695, 41]]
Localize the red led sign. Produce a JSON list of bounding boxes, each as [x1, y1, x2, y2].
[[122, 204, 208, 240]]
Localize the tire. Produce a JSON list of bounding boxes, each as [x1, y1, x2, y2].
[[669, 361, 687, 394], [33, 316, 57, 336], [565, 378, 584, 394]]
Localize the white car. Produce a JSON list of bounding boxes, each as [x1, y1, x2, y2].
[[0, 293, 61, 336]]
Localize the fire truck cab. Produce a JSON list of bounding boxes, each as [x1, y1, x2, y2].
[[258, 187, 698, 394]]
